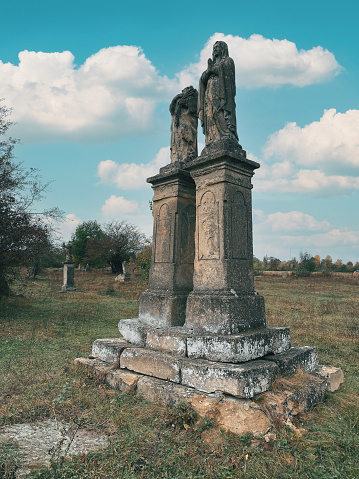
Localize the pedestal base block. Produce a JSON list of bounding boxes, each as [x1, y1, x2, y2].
[[139, 290, 189, 327], [265, 346, 319, 376], [185, 291, 266, 334]]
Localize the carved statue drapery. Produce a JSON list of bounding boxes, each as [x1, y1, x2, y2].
[[198, 41, 238, 145], [170, 86, 198, 163]]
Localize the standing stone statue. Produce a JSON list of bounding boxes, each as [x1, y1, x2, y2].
[[198, 41, 238, 145], [61, 242, 76, 292], [170, 86, 198, 163], [64, 241, 73, 264]]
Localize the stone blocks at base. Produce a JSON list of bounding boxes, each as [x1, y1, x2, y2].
[[92, 338, 134, 363], [264, 346, 318, 376], [181, 359, 278, 398], [136, 376, 198, 407], [187, 327, 291, 363], [139, 290, 188, 327], [74, 357, 141, 394], [119, 347, 278, 398], [184, 291, 266, 334], [315, 365, 344, 392], [120, 348, 182, 383], [146, 328, 188, 356], [74, 356, 340, 437], [106, 369, 140, 393], [118, 321, 292, 363], [118, 319, 149, 346]]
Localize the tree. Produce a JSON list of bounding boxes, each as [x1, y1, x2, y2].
[[135, 244, 152, 280], [0, 101, 61, 295], [85, 221, 149, 273], [296, 251, 316, 276], [268, 257, 281, 271], [321, 255, 333, 271], [71, 220, 104, 266]]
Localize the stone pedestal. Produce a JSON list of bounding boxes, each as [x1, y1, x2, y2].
[[184, 144, 265, 334], [115, 145, 324, 402], [61, 263, 76, 292], [138, 166, 196, 327]]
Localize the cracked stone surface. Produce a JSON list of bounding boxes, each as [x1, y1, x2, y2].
[[0, 419, 109, 478]]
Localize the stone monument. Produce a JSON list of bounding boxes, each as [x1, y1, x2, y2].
[[114, 261, 131, 282], [61, 242, 76, 292], [77, 42, 343, 434]]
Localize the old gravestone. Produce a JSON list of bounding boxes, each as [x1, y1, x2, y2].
[[78, 41, 343, 431], [61, 242, 76, 292]]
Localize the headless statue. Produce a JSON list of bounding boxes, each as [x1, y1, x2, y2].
[[170, 86, 198, 163]]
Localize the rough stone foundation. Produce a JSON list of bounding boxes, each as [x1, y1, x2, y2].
[[74, 351, 343, 436]]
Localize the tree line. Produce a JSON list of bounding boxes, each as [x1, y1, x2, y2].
[[254, 252, 359, 276]]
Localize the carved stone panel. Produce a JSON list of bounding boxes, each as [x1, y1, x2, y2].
[[180, 205, 196, 264], [154, 203, 172, 263], [198, 191, 220, 260], [231, 191, 248, 259]]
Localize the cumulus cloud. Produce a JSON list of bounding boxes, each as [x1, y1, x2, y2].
[[264, 109, 359, 174], [1, 46, 177, 141], [178, 33, 342, 89], [98, 146, 170, 190], [0, 34, 342, 142], [101, 195, 139, 215], [57, 213, 82, 241], [253, 159, 359, 197], [253, 210, 359, 261], [254, 210, 331, 233]]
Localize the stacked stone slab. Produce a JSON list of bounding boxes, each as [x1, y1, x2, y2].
[[114, 141, 320, 398]]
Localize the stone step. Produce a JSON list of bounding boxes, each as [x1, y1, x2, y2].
[[120, 348, 182, 383], [118, 319, 149, 346], [264, 346, 318, 376], [119, 347, 278, 398], [119, 319, 291, 363], [186, 327, 290, 362], [181, 358, 278, 398], [92, 338, 135, 363]]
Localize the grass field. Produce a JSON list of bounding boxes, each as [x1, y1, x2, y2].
[[0, 270, 358, 478]]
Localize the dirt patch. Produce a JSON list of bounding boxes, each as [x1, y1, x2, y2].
[[0, 419, 109, 477]]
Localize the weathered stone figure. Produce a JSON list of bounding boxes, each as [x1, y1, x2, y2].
[[64, 242, 73, 264], [169, 86, 198, 163], [198, 41, 238, 145]]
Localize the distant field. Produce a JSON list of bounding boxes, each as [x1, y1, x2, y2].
[[0, 270, 358, 478]]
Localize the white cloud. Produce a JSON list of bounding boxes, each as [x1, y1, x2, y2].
[[57, 213, 82, 242], [1, 46, 177, 142], [1, 34, 342, 142], [253, 159, 359, 197], [178, 33, 342, 89], [253, 210, 359, 262], [97, 146, 170, 190], [263, 109, 359, 174], [101, 195, 139, 215], [254, 210, 331, 233]]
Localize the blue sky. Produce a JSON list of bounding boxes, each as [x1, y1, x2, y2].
[[1, 0, 358, 263]]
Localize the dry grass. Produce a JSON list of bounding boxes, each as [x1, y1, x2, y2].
[[0, 270, 358, 478]]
